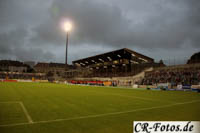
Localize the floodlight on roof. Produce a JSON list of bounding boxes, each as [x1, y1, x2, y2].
[[107, 56, 112, 61], [117, 54, 121, 58], [139, 57, 148, 62], [80, 62, 85, 65], [99, 58, 104, 62], [131, 54, 135, 57], [130, 60, 139, 64]]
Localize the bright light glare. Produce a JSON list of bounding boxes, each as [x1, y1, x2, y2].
[[63, 21, 72, 32]]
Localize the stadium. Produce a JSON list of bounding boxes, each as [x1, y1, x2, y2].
[[0, 47, 200, 133], [1, 1, 200, 133]]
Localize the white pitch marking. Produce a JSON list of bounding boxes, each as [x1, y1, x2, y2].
[[18, 102, 33, 123], [0, 100, 199, 127], [0, 122, 30, 127], [33, 100, 200, 124], [0, 101, 20, 104]]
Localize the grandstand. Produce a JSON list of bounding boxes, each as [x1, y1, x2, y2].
[[141, 63, 200, 86], [66, 50, 200, 90], [139, 51, 200, 88], [70, 48, 163, 78]]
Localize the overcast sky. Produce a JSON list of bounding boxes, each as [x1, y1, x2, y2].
[[0, 0, 199, 64]]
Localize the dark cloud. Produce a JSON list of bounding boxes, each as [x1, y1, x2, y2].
[[13, 47, 55, 62], [0, 0, 200, 63], [33, 0, 200, 49], [0, 28, 27, 55], [0, 0, 55, 62], [31, 0, 131, 46], [0, 27, 55, 61]]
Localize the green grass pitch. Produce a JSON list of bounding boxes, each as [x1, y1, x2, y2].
[[0, 82, 200, 133]]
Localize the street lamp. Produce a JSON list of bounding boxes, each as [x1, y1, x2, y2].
[[63, 21, 72, 65]]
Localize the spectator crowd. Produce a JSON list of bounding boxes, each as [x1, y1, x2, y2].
[[141, 64, 200, 85]]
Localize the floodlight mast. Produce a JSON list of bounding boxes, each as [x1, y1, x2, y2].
[[63, 22, 72, 66], [66, 32, 69, 65]]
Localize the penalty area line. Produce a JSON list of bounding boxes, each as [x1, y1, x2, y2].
[[0, 101, 21, 104], [0, 100, 199, 127], [19, 102, 33, 124], [0, 101, 33, 127], [0, 101, 33, 124]]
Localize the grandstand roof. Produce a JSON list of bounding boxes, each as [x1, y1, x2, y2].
[[187, 51, 200, 64], [73, 48, 154, 66]]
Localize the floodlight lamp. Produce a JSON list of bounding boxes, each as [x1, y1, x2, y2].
[[63, 22, 72, 32]]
